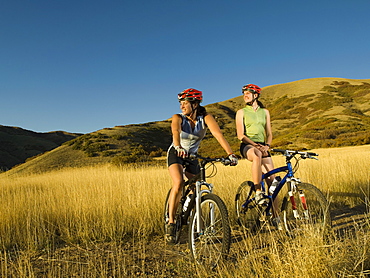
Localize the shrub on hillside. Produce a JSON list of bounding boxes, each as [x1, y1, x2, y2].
[[111, 134, 125, 140], [331, 81, 350, 86], [84, 143, 110, 157], [66, 134, 111, 157], [111, 154, 153, 165], [343, 107, 365, 116], [149, 148, 164, 157], [321, 86, 338, 92], [308, 94, 337, 110], [303, 129, 341, 140], [354, 89, 370, 98]]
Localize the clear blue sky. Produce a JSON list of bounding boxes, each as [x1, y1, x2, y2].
[[1, 0, 369, 134]]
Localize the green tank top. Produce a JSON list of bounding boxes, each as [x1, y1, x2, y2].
[[243, 106, 267, 143]]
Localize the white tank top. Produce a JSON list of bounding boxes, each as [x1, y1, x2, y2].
[[172, 113, 208, 154]]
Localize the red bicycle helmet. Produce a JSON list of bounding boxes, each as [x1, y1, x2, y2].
[[178, 88, 203, 102], [242, 84, 261, 94]]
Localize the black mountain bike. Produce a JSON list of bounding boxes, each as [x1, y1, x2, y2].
[[235, 149, 331, 237], [163, 154, 232, 267]]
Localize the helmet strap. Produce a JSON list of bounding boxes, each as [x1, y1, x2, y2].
[[246, 95, 258, 106], [186, 102, 198, 119]]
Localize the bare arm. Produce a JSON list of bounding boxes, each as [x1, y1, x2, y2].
[[171, 114, 182, 147], [171, 114, 188, 157], [264, 109, 273, 146], [204, 113, 234, 155]]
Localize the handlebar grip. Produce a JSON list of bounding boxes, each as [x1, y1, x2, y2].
[[271, 149, 319, 158]]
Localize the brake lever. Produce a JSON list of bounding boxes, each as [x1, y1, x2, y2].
[[305, 153, 319, 160]]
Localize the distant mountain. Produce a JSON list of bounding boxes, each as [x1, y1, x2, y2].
[[3, 77, 370, 175], [0, 126, 80, 171]]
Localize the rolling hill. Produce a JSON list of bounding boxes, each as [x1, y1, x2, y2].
[[2, 77, 370, 175], [0, 126, 80, 171]]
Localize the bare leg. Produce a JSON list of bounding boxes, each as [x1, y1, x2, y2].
[[245, 147, 264, 191], [168, 164, 184, 224], [262, 157, 279, 217], [262, 157, 275, 185]]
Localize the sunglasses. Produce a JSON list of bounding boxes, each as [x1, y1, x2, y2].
[[242, 88, 257, 94]]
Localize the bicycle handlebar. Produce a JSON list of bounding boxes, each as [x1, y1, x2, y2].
[[271, 149, 319, 160], [188, 153, 232, 165]]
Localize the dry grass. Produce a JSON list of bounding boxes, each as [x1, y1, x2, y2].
[[0, 145, 369, 277]]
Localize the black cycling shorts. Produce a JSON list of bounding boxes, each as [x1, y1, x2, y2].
[[167, 146, 200, 175], [240, 142, 271, 159]]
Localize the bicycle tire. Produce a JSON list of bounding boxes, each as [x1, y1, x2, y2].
[[188, 193, 231, 268], [281, 182, 331, 237], [235, 181, 266, 233], [163, 189, 183, 244]]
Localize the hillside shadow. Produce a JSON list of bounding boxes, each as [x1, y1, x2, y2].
[[329, 191, 369, 237]]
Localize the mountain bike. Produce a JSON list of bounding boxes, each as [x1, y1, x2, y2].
[[163, 154, 232, 267], [235, 149, 331, 237]]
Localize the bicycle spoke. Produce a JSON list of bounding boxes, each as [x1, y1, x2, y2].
[[282, 183, 331, 237], [189, 194, 231, 268]]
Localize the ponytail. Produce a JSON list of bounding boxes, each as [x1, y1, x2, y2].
[[257, 100, 265, 108], [190, 101, 207, 117], [197, 105, 207, 116], [246, 95, 265, 108]]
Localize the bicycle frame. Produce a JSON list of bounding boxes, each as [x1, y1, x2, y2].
[[236, 148, 331, 237], [181, 155, 229, 233], [260, 165, 292, 216], [242, 150, 313, 219]]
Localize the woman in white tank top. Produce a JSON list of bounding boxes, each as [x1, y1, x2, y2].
[[165, 88, 238, 244]]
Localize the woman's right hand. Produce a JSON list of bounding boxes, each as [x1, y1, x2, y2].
[[174, 146, 188, 158]]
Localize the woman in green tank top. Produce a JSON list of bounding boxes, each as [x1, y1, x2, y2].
[[235, 84, 276, 206]]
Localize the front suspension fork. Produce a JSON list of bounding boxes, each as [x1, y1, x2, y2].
[[195, 181, 213, 233], [287, 179, 309, 219]]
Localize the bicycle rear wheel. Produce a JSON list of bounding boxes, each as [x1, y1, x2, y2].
[[188, 193, 231, 268], [235, 181, 266, 233], [163, 189, 183, 243], [281, 182, 331, 237]]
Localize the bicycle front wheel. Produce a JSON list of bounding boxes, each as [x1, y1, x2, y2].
[[281, 182, 331, 237], [188, 193, 231, 267]]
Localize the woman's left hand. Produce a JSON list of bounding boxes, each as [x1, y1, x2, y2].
[[256, 144, 269, 155], [261, 144, 270, 155]]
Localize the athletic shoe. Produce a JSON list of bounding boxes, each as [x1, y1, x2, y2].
[[255, 191, 268, 205], [165, 223, 176, 244]]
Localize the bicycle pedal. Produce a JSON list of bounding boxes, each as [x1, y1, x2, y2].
[[256, 199, 269, 206]]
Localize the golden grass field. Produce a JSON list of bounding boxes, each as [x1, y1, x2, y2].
[[0, 145, 369, 277]]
